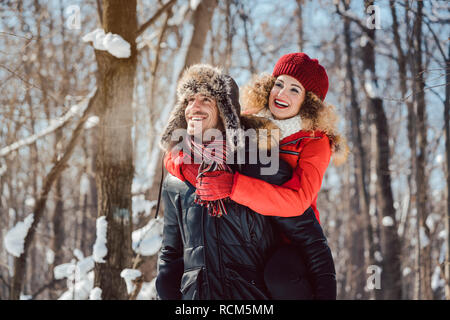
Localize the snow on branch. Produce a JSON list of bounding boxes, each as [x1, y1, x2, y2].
[[93, 216, 108, 263], [0, 89, 97, 158], [82, 29, 131, 58], [4, 213, 34, 257]]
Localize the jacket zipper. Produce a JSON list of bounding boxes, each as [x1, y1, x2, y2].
[[280, 136, 322, 147], [201, 206, 210, 299]]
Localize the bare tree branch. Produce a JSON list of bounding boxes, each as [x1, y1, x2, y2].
[[9, 89, 99, 299], [96, 0, 103, 25], [136, 0, 177, 38], [0, 89, 97, 158]]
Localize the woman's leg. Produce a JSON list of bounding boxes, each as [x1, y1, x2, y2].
[[264, 245, 313, 300]]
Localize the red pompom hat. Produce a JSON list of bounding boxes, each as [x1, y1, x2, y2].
[[272, 52, 329, 100]]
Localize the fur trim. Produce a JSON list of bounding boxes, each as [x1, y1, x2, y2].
[[241, 73, 349, 166], [160, 64, 242, 152], [240, 114, 280, 151]]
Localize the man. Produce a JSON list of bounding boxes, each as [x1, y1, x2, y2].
[[156, 64, 293, 299]]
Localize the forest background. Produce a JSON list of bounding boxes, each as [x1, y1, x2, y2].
[[0, 0, 449, 300]]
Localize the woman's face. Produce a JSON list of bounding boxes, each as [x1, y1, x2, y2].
[[268, 75, 306, 120]]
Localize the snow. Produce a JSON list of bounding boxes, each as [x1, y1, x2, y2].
[[359, 34, 368, 47], [0, 164, 6, 177], [136, 277, 158, 300], [382, 216, 394, 227], [77, 256, 95, 276], [402, 267, 411, 277], [80, 173, 90, 196], [56, 255, 95, 300], [4, 213, 34, 257], [20, 294, 32, 300], [84, 115, 99, 129], [190, 0, 202, 10], [438, 230, 447, 240], [439, 241, 446, 264], [82, 29, 131, 59], [132, 217, 164, 256], [54, 261, 76, 280], [46, 249, 55, 265], [374, 251, 383, 262], [89, 287, 102, 300], [120, 268, 142, 294], [431, 266, 445, 291], [93, 216, 108, 263], [419, 226, 430, 249], [364, 70, 381, 99], [24, 197, 35, 207], [58, 271, 94, 300], [425, 213, 441, 233], [73, 248, 84, 261], [132, 195, 157, 223]]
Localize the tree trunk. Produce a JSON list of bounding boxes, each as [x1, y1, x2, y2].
[[413, 0, 432, 300], [184, 0, 218, 68], [224, 0, 234, 73], [361, 0, 402, 300], [93, 0, 137, 300], [390, 2, 416, 299], [370, 97, 402, 299], [342, 0, 374, 299], [444, 42, 450, 300]]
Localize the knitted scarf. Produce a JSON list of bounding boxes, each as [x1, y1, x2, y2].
[[256, 108, 302, 140], [186, 137, 233, 217]]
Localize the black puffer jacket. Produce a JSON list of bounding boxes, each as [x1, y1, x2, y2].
[[157, 160, 291, 300]]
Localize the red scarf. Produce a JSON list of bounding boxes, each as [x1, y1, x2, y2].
[[186, 137, 233, 217]]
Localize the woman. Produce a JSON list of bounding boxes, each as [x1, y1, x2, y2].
[[166, 54, 348, 299], [197, 52, 348, 222]]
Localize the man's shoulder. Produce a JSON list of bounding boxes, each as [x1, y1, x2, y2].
[[163, 173, 191, 194]]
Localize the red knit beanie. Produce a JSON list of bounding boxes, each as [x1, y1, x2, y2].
[[272, 52, 329, 100]]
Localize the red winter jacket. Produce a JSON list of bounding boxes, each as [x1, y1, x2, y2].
[[230, 130, 331, 223]]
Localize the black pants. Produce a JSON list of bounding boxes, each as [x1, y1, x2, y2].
[[264, 244, 314, 300]]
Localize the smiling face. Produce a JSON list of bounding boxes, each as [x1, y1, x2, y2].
[[268, 75, 306, 120], [185, 93, 221, 136]]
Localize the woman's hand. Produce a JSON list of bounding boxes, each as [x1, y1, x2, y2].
[[195, 171, 235, 201]]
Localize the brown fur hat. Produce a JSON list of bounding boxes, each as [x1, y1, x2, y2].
[[160, 64, 242, 152], [240, 73, 349, 165]]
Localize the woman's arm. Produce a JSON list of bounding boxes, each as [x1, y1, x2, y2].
[[230, 136, 331, 217]]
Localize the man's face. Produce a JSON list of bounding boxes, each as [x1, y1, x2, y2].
[[185, 93, 221, 136]]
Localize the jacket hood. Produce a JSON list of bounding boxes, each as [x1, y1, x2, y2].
[[240, 72, 349, 166]]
